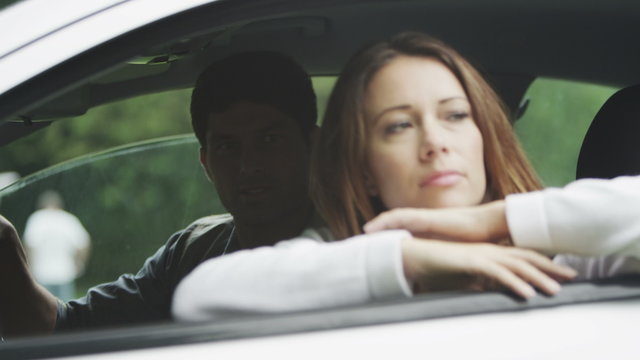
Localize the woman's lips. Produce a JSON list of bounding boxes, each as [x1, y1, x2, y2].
[[419, 171, 463, 187]]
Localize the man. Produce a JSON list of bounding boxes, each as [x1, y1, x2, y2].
[[0, 51, 317, 337]]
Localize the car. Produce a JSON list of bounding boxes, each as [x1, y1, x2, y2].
[[1, 0, 640, 359]]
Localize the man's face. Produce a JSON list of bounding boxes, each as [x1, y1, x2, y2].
[[200, 101, 312, 225]]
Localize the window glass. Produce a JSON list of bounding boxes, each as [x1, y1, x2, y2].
[[515, 78, 618, 186], [0, 89, 193, 177], [0, 77, 338, 179], [0, 136, 217, 297]]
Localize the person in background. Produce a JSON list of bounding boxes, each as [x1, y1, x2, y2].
[[24, 190, 91, 301]]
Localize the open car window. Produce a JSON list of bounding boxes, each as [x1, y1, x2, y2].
[[0, 74, 618, 302]]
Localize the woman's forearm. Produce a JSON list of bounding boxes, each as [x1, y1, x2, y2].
[[506, 176, 640, 257]]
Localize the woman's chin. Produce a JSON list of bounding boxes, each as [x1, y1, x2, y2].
[[414, 194, 482, 209], [382, 187, 486, 210]]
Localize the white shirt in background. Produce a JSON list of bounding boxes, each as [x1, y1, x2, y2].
[[24, 208, 90, 285]]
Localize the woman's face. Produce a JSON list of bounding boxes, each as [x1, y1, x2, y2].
[[364, 55, 486, 210]]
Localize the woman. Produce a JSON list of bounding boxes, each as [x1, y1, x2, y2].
[[172, 32, 576, 322]]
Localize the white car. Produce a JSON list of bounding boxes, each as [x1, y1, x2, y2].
[[1, 0, 640, 359]]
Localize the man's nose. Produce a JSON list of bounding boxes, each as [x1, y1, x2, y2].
[[239, 143, 264, 174]]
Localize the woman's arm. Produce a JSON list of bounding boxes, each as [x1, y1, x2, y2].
[[365, 176, 640, 257], [506, 176, 640, 256], [172, 229, 574, 322], [172, 230, 411, 322]]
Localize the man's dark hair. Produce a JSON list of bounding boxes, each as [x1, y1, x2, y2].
[[190, 51, 317, 147]]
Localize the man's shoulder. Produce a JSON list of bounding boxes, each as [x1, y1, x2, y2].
[[176, 213, 235, 249], [161, 214, 236, 282], [188, 213, 234, 230], [176, 214, 233, 242]]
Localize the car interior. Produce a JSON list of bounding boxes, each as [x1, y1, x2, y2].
[[2, 0, 640, 358], [3, 1, 640, 141]]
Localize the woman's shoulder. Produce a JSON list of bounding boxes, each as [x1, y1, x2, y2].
[[298, 226, 335, 242]]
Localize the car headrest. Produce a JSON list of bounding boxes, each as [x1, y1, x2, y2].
[[576, 84, 640, 179]]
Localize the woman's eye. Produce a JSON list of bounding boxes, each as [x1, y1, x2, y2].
[[384, 121, 413, 135], [446, 111, 470, 122]]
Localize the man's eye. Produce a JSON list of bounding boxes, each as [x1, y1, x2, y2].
[[384, 121, 413, 135], [214, 141, 235, 152], [263, 134, 281, 143]]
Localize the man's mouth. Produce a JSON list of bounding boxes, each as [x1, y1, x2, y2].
[[239, 185, 273, 199], [241, 186, 269, 195]]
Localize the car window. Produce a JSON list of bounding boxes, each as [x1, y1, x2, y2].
[[515, 78, 618, 187], [0, 74, 617, 309], [0, 88, 193, 178]]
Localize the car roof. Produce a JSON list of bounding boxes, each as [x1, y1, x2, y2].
[[1, 0, 640, 146], [0, 0, 123, 57], [0, 0, 216, 94]]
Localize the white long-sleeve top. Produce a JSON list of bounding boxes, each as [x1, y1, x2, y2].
[[173, 176, 640, 322], [172, 229, 412, 322], [506, 176, 640, 280]]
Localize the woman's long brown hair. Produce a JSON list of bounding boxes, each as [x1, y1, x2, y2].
[[311, 31, 541, 239]]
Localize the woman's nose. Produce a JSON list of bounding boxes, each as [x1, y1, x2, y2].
[[418, 122, 449, 161]]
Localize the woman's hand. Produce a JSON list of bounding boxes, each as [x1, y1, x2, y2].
[[401, 238, 577, 299], [364, 201, 509, 243]]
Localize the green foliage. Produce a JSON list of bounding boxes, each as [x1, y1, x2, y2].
[[0, 0, 19, 10], [312, 77, 337, 122], [515, 78, 617, 186], [0, 89, 192, 176], [0, 89, 204, 293], [0, 137, 221, 291]]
